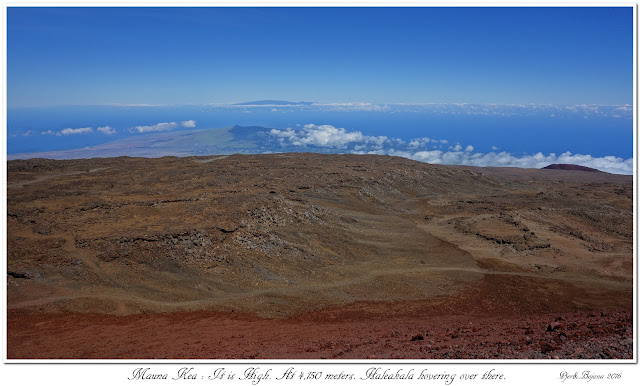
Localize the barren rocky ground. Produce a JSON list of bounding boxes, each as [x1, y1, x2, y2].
[[6, 153, 633, 359]]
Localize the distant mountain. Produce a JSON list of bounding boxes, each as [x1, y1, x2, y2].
[[543, 164, 602, 172], [232, 100, 314, 106]]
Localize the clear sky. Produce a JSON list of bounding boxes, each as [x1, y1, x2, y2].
[[7, 6, 633, 107]]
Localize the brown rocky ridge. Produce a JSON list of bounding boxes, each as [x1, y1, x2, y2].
[[542, 164, 602, 172], [6, 153, 633, 359]]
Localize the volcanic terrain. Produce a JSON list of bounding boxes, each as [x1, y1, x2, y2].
[[543, 164, 602, 172], [6, 154, 634, 359]]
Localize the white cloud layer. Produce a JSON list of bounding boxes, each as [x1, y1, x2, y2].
[[270, 124, 388, 149], [131, 122, 179, 133], [269, 123, 632, 175], [37, 120, 196, 137], [209, 103, 632, 120], [57, 127, 93, 136], [408, 137, 449, 148], [97, 126, 117, 135], [355, 149, 633, 175], [408, 137, 431, 148], [130, 120, 197, 133]]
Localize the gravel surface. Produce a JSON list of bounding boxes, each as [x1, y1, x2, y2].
[[7, 308, 632, 360]]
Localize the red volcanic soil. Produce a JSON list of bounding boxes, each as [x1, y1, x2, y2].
[[542, 164, 601, 172], [7, 308, 632, 360], [8, 274, 633, 359]]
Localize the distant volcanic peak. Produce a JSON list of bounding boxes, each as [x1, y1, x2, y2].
[[543, 164, 602, 172]]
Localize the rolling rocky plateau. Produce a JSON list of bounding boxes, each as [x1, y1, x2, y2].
[[6, 153, 634, 359]]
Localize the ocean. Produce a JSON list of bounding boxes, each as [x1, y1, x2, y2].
[[7, 104, 633, 162]]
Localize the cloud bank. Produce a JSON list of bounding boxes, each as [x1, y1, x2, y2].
[[40, 126, 114, 136], [270, 124, 388, 149], [131, 122, 179, 133], [181, 120, 197, 128], [210, 102, 633, 120], [130, 120, 197, 133], [408, 137, 448, 148], [54, 127, 93, 136], [38, 120, 197, 136], [97, 126, 117, 135], [358, 149, 633, 176], [269, 124, 632, 175]]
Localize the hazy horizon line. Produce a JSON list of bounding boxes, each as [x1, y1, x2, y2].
[[7, 101, 634, 109]]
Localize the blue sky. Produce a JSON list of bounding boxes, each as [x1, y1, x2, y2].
[[7, 7, 633, 107]]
